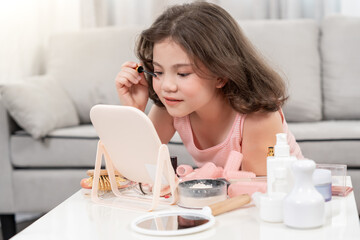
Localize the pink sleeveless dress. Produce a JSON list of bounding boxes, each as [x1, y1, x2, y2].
[[173, 110, 304, 175]]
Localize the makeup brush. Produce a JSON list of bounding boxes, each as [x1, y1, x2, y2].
[[80, 169, 131, 192], [136, 66, 157, 77]]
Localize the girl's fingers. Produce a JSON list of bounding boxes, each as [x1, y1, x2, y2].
[[119, 61, 151, 86], [121, 61, 138, 69], [115, 70, 139, 89], [122, 68, 141, 84], [138, 74, 148, 87], [115, 62, 149, 109]]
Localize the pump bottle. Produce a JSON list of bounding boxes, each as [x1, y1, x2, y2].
[[267, 133, 297, 195]]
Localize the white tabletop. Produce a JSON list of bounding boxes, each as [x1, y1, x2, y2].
[[12, 177, 360, 240]]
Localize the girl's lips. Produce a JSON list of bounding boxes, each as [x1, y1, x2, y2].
[[164, 97, 183, 106]]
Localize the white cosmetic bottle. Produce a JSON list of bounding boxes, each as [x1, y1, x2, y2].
[[267, 133, 296, 195], [273, 167, 288, 193], [283, 159, 325, 228]]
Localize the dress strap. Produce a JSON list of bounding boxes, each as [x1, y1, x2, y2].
[[239, 114, 247, 153]]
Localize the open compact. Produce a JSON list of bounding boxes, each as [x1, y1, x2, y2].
[[178, 179, 228, 209]]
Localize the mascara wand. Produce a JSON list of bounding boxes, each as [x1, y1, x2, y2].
[[136, 66, 157, 77]]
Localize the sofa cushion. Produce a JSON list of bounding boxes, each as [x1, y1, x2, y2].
[[239, 20, 322, 122], [288, 120, 360, 141], [10, 125, 190, 168], [321, 16, 360, 120], [0, 75, 79, 139], [297, 141, 360, 167], [298, 140, 360, 167], [288, 121, 360, 167], [47, 26, 143, 123], [11, 126, 99, 168]]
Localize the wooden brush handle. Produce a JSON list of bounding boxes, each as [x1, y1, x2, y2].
[[86, 169, 122, 177], [209, 194, 251, 216]]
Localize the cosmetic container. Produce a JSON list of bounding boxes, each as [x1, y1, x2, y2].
[[266, 147, 277, 194], [266, 133, 296, 195], [283, 159, 325, 229], [258, 192, 287, 223], [313, 169, 332, 202], [273, 167, 288, 193], [316, 163, 347, 196], [178, 179, 227, 209]]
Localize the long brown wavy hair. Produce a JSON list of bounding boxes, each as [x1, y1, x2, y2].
[[136, 1, 287, 114]]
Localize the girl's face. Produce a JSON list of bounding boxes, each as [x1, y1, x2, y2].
[[152, 38, 220, 118]]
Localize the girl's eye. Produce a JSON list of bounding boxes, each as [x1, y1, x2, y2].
[[178, 73, 190, 77], [154, 71, 162, 76]]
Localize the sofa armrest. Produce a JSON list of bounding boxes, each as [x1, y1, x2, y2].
[[0, 98, 15, 212]]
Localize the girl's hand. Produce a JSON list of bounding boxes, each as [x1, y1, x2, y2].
[[115, 61, 149, 112]]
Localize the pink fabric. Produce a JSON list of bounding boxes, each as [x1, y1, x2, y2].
[[180, 162, 223, 181], [224, 171, 256, 179], [173, 110, 304, 170], [176, 165, 194, 177], [194, 162, 223, 179], [224, 151, 243, 172], [179, 162, 256, 182], [228, 182, 267, 198], [174, 114, 243, 168]]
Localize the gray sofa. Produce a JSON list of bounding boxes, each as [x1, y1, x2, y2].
[[1, 16, 360, 238]]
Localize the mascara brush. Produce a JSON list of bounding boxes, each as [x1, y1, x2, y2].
[[136, 66, 157, 77]]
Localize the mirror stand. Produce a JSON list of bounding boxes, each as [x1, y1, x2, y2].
[[91, 140, 178, 211]]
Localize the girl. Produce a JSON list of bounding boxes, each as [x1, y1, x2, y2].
[[115, 2, 303, 176]]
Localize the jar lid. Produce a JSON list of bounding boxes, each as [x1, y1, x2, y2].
[[312, 169, 332, 185]]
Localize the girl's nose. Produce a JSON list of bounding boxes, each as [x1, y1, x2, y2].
[[161, 75, 178, 92]]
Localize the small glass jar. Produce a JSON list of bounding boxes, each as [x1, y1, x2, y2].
[[313, 169, 332, 202]]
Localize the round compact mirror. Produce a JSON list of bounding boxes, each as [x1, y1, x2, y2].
[[131, 210, 215, 236]]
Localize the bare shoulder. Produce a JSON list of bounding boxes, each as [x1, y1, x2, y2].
[[148, 105, 176, 144], [244, 111, 283, 131], [242, 111, 284, 149], [241, 111, 284, 175]]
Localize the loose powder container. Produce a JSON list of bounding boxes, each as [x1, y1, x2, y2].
[[178, 179, 227, 209]]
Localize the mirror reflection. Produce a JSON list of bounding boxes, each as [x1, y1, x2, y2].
[[137, 214, 210, 231]]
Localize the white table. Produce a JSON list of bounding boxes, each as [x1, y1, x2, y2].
[[12, 177, 360, 240]]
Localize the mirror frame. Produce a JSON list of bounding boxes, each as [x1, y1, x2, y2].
[[131, 210, 215, 236]]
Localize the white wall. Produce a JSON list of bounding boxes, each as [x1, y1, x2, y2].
[[0, 0, 359, 84]]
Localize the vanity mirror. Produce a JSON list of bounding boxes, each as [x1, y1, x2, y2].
[[89, 105, 178, 211]]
